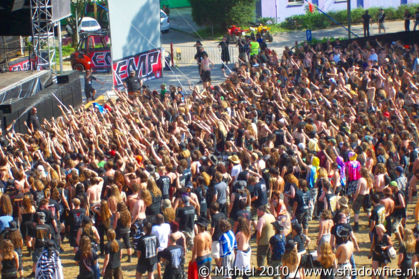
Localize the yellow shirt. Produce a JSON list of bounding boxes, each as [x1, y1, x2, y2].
[[250, 41, 260, 56]]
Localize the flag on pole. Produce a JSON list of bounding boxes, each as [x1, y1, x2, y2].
[[308, 2, 315, 13]]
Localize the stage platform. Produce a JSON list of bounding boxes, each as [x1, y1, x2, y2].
[[0, 70, 52, 103], [0, 71, 82, 133]]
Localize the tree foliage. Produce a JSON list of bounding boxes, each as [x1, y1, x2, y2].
[[67, 0, 87, 47], [190, 0, 256, 30]]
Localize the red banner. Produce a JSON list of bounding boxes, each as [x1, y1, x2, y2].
[[112, 48, 162, 89], [8, 57, 32, 71], [90, 50, 112, 70]]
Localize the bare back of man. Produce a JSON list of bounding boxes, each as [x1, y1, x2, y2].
[[336, 241, 354, 279], [193, 231, 212, 279], [380, 198, 395, 217]]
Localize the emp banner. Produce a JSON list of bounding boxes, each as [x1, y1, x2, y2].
[[112, 48, 162, 90]]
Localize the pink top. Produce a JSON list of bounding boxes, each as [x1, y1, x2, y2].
[[345, 160, 361, 181]]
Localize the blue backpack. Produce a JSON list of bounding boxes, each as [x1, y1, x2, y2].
[[271, 234, 286, 261]]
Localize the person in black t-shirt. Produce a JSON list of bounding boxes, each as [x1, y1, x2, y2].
[[362, 11, 371, 37], [101, 228, 122, 278], [158, 234, 185, 279], [414, 8, 419, 31], [157, 166, 171, 201], [124, 70, 141, 99], [369, 193, 386, 242], [209, 202, 225, 266], [37, 199, 59, 248], [287, 222, 309, 254], [292, 183, 310, 234], [175, 196, 195, 248], [331, 213, 359, 251], [30, 212, 51, 278], [378, 9, 386, 34], [68, 198, 86, 251], [27, 107, 40, 131], [84, 69, 97, 101], [75, 236, 99, 279], [194, 43, 207, 83], [404, 10, 411, 32], [251, 176, 268, 209], [136, 221, 159, 279]]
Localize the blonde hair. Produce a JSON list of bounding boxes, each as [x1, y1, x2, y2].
[[1, 239, 14, 259], [147, 178, 162, 198], [318, 242, 335, 269], [282, 247, 299, 272], [318, 168, 328, 178], [141, 189, 152, 207]]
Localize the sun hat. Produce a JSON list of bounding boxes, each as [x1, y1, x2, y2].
[[338, 197, 349, 208], [228, 154, 241, 165]]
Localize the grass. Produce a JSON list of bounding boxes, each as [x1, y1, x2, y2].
[[54, 45, 76, 65], [195, 27, 225, 40]]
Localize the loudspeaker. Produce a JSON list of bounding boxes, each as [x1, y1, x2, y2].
[[56, 75, 69, 84]]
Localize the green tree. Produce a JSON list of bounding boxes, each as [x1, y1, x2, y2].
[[227, 0, 256, 27], [67, 0, 88, 47], [190, 0, 255, 30]]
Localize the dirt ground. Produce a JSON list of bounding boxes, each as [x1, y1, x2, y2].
[[20, 200, 416, 278]]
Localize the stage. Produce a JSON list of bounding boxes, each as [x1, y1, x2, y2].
[[0, 70, 82, 133], [0, 70, 52, 103]]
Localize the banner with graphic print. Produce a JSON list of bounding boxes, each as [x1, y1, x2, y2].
[[112, 48, 162, 89], [108, 0, 162, 88]]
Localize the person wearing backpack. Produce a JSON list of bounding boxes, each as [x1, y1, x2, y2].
[[69, 198, 86, 252], [269, 221, 286, 268]]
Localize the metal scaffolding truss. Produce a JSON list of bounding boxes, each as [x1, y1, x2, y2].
[[31, 0, 56, 70]]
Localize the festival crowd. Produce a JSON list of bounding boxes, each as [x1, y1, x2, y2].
[[0, 30, 418, 279]]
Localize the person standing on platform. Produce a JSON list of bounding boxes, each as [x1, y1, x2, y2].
[[84, 69, 97, 101], [200, 53, 214, 90], [124, 70, 142, 100], [27, 107, 40, 132], [378, 9, 386, 34], [362, 11, 371, 37], [218, 37, 230, 69], [404, 10, 411, 32], [194, 41, 207, 84], [414, 8, 419, 31]]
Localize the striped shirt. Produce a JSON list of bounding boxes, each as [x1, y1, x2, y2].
[[219, 230, 237, 258]]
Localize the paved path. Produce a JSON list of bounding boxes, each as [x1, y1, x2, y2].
[[270, 20, 407, 52]]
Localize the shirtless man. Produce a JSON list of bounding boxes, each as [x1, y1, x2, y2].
[[128, 183, 141, 211], [192, 217, 212, 279], [352, 168, 372, 231], [86, 177, 104, 206], [373, 163, 387, 193], [336, 230, 355, 279], [381, 187, 395, 217], [381, 187, 395, 233], [130, 190, 146, 223]]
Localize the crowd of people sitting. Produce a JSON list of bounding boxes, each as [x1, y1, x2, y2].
[[0, 33, 418, 279]]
